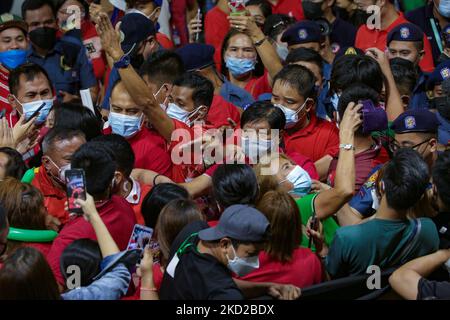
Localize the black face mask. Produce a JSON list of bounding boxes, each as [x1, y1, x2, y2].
[[302, 1, 324, 20], [29, 27, 57, 50], [433, 96, 450, 121], [353, 9, 371, 27]]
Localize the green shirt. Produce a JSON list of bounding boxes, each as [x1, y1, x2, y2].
[[296, 193, 340, 251], [325, 218, 440, 278]]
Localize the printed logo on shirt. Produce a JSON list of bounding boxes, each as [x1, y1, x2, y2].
[[400, 27, 410, 39], [404, 116, 416, 130], [441, 67, 450, 80], [298, 29, 308, 40]]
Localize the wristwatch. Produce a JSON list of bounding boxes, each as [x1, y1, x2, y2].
[[113, 54, 131, 69], [339, 143, 355, 150]]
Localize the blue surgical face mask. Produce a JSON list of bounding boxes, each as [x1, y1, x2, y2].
[[109, 111, 143, 138], [15, 97, 53, 125], [280, 165, 312, 197], [0, 49, 27, 70], [241, 136, 275, 162], [166, 102, 202, 126], [226, 244, 259, 277], [438, 0, 450, 18], [275, 42, 289, 61], [274, 99, 311, 129], [225, 56, 256, 77]]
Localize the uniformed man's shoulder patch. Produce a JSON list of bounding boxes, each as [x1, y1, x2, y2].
[[364, 170, 379, 189]]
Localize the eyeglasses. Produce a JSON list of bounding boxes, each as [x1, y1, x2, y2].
[[389, 139, 431, 153]]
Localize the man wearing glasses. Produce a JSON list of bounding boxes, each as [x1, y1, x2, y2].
[[346, 108, 439, 221]]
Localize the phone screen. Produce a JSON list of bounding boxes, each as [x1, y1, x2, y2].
[[127, 224, 160, 264], [65, 169, 87, 214]]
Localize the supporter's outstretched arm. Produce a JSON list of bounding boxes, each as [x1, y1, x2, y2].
[[131, 169, 174, 186], [233, 279, 301, 300], [313, 102, 361, 220], [366, 48, 403, 121], [75, 193, 119, 257], [228, 15, 282, 83], [95, 13, 175, 141], [389, 249, 450, 300]]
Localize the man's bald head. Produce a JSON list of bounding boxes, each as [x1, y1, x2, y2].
[[110, 81, 143, 116]]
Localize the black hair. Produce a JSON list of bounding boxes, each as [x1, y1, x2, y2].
[[285, 47, 324, 73], [22, 0, 56, 20], [141, 183, 190, 228], [212, 164, 259, 209], [383, 148, 430, 211], [41, 127, 85, 154], [241, 101, 286, 130], [53, 103, 103, 141], [9, 63, 53, 96], [92, 134, 135, 177], [330, 54, 384, 95], [263, 14, 295, 41], [273, 64, 317, 100], [337, 83, 380, 136], [246, 0, 272, 18], [389, 57, 419, 97], [432, 150, 450, 210], [70, 141, 117, 197], [0, 147, 27, 180], [139, 50, 184, 87], [172, 72, 214, 107], [60, 239, 102, 287]]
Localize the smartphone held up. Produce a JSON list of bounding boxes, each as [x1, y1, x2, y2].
[[65, 168, 87, 215]]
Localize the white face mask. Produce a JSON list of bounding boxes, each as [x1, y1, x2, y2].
[[14, 96, 54, 125], [275, 42, 289, 61], [166, 102, 203, 126], [226, 244, 259, 277], [279, 165, 312, 197], [274, 98, 311, 129], [241, 136, 275, 162]]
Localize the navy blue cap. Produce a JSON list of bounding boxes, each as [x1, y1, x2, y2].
[[119, 13, 156, 54], [427, 60, 450, 89], [175, 43, 215, 72], [387, 23, 424, 46], [281, 20, 322, 46], [392, 109, 439, 134], [198, 205, 270, 242]]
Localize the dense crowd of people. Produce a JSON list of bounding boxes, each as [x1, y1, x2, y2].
[[0, 0, 449, 300]]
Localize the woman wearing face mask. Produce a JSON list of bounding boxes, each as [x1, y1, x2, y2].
[[253, 101, 362, 250], [222, 14, 283, 99], [56, 0, 106, 82]]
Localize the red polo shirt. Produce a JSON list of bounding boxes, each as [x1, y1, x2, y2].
[[47, 195, 136, 285], [206, 95, 241, 128], [127, 127, 173, 178], [326, 140, 390, 193], [205, 6, 230, 71], [269, 0, 305, 21], [283, 112, 340, 162], [244, 71, 272, 100], [0, 65, 11, 116], [355, 13, 434, 73], [32, 166, 69, 224]]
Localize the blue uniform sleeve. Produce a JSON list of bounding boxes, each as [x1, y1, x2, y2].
[[348, 166, 382, 218], [77, 46, 97, 89], [101, 67, 120, 110]]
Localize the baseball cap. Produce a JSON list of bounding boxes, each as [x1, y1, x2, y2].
[[0, 13, 27, 34], [119, 13, 156, 53], [392, 109, 439, 134]]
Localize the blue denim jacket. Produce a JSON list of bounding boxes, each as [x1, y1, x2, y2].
[[61, 253, 131, 300]]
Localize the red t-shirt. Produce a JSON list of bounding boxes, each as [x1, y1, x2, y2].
[[47, 195, 137, 284], [326, 141, 390, 193], [32, 166, 69, 224], [0, 66, 12, 116], [244, 71, 272, 100], [286, 150, 319, 180], [156, 32, 175, 49], [355, 13, 434, 73], [205, 6, 230, 71], [283, 112, 340, 162], [127, 127, 173, 178], [206, 95, 241, 128], [25, 242, 52, 258], [238, 248, 322, 288], [269, 0, 305, 21]]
